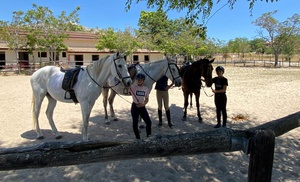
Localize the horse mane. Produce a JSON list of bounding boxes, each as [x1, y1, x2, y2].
[[89, 55, 110, 68]]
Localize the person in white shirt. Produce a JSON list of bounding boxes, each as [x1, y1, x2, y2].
[[128, 73, 152, 139]]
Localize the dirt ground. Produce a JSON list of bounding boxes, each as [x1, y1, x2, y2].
[[0, 66, 299, 182]]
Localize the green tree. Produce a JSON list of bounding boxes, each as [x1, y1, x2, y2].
[[253, 11, 300, 66], [0, 11, 26, 73], [227, 38, 250, 58], [23, 4, 81, 64], [95, 27, 140, 62], [126, 0, 280, 38], [137, 10, 172, 52], [249, 38, 267, 54]]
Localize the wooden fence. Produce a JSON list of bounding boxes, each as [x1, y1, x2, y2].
[[0, 111, 299, 181], [1, 58, 300, 75]]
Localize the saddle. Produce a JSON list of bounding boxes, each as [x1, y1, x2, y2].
[[180, 63, 191, 77], [61, 66, 82, 103]]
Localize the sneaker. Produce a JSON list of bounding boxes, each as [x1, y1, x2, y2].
[[214, 124, 221, 128]]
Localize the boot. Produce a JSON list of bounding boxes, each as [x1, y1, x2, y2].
[[158, 109, 162, 127], [222, 120, 227, 128], [166, 109, 173, 128]]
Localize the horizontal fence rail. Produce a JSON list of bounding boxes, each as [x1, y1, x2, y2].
[[0, 111, 299, 181]]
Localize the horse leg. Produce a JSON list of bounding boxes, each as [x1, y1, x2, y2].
[[80, 100, 95, 141], [195, 92, 203, 123], [182, 92, 189, 121], [46, 95, 62, 139], [32, 94, 45, 140], [189, 93, 193, 108], [108, 90, 118, 121], [102, 88, 111, 124]]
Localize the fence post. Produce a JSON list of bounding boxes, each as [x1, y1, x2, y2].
[[248, 130, 275, 182]]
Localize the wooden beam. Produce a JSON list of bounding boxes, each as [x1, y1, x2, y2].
[[0, 111, 299, 171], [0, 129, 236, 171], [248, 130, 275, 182]]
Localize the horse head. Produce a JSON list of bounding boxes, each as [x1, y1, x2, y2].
[[199, 58, 214, 87], [111, 52, 132, 87], [166, 58, 182, 87]]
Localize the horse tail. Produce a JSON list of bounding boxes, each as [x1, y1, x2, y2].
[[31, 94, 37, 129]]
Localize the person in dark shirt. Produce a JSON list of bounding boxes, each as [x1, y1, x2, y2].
[[212, 66, 228, 128], [155, 75, 174, 128]]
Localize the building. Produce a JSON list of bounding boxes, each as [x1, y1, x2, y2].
[[0, 31, 164, 69]]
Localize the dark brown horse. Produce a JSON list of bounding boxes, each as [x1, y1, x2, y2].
[[180, 58, 214, 122]]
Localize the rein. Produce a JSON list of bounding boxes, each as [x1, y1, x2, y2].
[[86, 65, 103, 88], [86, 55, 130, 88], [201, 85, 214, 97], [137, 61, 180, 85]]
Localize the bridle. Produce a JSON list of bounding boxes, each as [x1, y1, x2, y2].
[[86, 55, 130, 88], [137, 61, 181, 83], [183, 61, 214, 97], [201, 63, 214, 97]]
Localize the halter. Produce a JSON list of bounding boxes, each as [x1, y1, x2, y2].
[[137, 61, 181, 83], [86, 55, 130, 88]]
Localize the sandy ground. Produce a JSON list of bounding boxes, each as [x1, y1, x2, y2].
[[0, 66, 299, 181]]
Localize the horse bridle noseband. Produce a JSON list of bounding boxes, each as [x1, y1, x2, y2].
[[87, 55, 130, 88]]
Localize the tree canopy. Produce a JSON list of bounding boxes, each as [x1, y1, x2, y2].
[[126, 0, 280, 38], [253, 10, 300, 66]]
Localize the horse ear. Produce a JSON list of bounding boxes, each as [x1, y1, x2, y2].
[[209, 58, 215, 63]]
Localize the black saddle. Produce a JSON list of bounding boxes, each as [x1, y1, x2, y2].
[[61, 66, 82, 103]]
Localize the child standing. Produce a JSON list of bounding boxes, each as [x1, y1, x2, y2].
[[128, 73, 152, 139], [212, 66, 228, 128]]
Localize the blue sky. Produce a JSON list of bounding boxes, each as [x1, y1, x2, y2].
[[0, 0, 299, 42]]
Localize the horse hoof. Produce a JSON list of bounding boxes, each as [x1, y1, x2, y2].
[[113, 118, 118, 121], [36, 136, 44, 140], [198, 119, 203, 123], [182, 118, 187, 121], [105, 122, 111, 125], [55, 135, 63, 139]]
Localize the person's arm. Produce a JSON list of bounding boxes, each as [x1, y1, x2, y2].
[[165, 79, 174, 90], [212, 85, 227, 93]]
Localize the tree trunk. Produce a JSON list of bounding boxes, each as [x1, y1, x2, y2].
[[274, 52, 279, 67]]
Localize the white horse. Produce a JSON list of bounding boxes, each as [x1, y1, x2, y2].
[[30, 52, 132, 141], [102, 58, 182, 123]]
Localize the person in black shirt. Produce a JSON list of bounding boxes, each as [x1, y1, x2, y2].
[[155, 75, 174, 128], [212, 66, 228, 128]]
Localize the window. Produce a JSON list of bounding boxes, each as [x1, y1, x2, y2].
[[92, 55, 99, 61], [62, 52, 66, 58], [133, 55, 139, 63], [38, 52, 47, 58], [144, 55, 149, 62]]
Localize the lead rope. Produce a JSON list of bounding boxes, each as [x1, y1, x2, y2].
[[110, 86, 133, 104], [201, 84, 214, 97]]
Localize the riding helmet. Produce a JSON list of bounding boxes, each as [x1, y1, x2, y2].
[[216, 66, 225, 72], [136, 73, 146, 80]]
